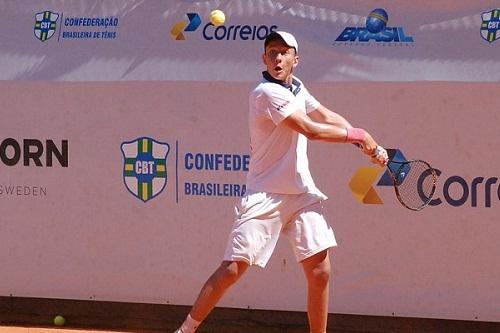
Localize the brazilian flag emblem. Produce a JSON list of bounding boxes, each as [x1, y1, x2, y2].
[[480, 9, 500, 43], [34, 11, 59, 42], [121, 137, 170, 202]]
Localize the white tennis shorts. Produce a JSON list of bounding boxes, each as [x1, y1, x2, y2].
[[223, 190, 337, 267]]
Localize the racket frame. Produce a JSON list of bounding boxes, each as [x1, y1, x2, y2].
[[387, 159, 438, 211]]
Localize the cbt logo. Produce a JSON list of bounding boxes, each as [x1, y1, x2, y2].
[[480, 9, 500, 43], [170, 12, 277, 41], [34, 10, 59, 42], [349, 149, 500, 208], [335, 8, 414, 44], [121, 137, 170, 203]]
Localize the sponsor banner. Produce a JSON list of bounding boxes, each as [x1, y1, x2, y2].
[[0, 81, 499, 322], [0, 1, 499, 81], [34, 10, 119, 42]]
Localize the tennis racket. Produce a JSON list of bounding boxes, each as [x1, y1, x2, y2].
[[385, 158, 437, 211], [354, 144, 438, 211]]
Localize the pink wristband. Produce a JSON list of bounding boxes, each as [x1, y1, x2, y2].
[[346, 128, 365, 143]]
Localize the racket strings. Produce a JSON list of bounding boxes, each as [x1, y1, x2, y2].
[[394, 161, 436, 210]]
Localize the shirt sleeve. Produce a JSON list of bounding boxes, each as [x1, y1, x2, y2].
[[260, 85, 299, 125], [302, 85, 321, 113]]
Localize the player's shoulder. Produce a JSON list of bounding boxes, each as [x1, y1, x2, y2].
[[251, 80, 279, 99], [253, 79, 277, 92], [256, 75, 303, 93]]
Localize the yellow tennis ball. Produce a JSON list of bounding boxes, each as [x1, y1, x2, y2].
[[54, 315, 65, 326], [210, 9, 225, 26]]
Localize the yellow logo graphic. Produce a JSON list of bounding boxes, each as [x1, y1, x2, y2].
[[349, 166, 384, 204], [171, 21, 188, 40], [170, 13, 201, 40]]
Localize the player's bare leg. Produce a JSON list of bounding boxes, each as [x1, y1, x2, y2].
[[301, 249, 331, 333], [175, 260, 249, 333]]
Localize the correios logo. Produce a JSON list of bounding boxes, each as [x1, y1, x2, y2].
[[121, 137, 170, 203], [171, 13, 201, 40], [349, 149, 408, 204], [349, 149, 500, 208], [171, 12, 277, 41], [334, 8, 414, 44]]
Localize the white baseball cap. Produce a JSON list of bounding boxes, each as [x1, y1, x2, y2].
[[264, 31, 298, 53]]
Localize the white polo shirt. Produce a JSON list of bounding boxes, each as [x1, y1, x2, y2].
[[245, 72, 326, 196]]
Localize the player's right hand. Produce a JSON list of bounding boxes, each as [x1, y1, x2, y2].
[[370, 146, 388, 166]]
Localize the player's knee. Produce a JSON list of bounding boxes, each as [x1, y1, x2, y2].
[[220, 261, 247, 284], [310, 264, 331, 286], [305, 258, 331, 286], [303, 251, 331, 285]]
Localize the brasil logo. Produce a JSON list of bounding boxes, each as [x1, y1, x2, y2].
[[121, 137, 170, 202], [34, 10, 59, 42], [335, 8, 413, 43], [480, 9, 500, 43]]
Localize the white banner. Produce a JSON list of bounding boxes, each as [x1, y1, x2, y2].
[[0, 0, 499, 81], [1, 81, 499, 322]]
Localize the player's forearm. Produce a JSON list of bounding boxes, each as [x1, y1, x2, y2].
[[302, 122, 349, 142], [308, 124, 380, 156], [311, 105, 353, 129], [284, 110, 374, 147], [323, 112, 352, 129]]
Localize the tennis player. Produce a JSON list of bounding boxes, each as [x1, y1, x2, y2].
[[174, 31, 388, 333]]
